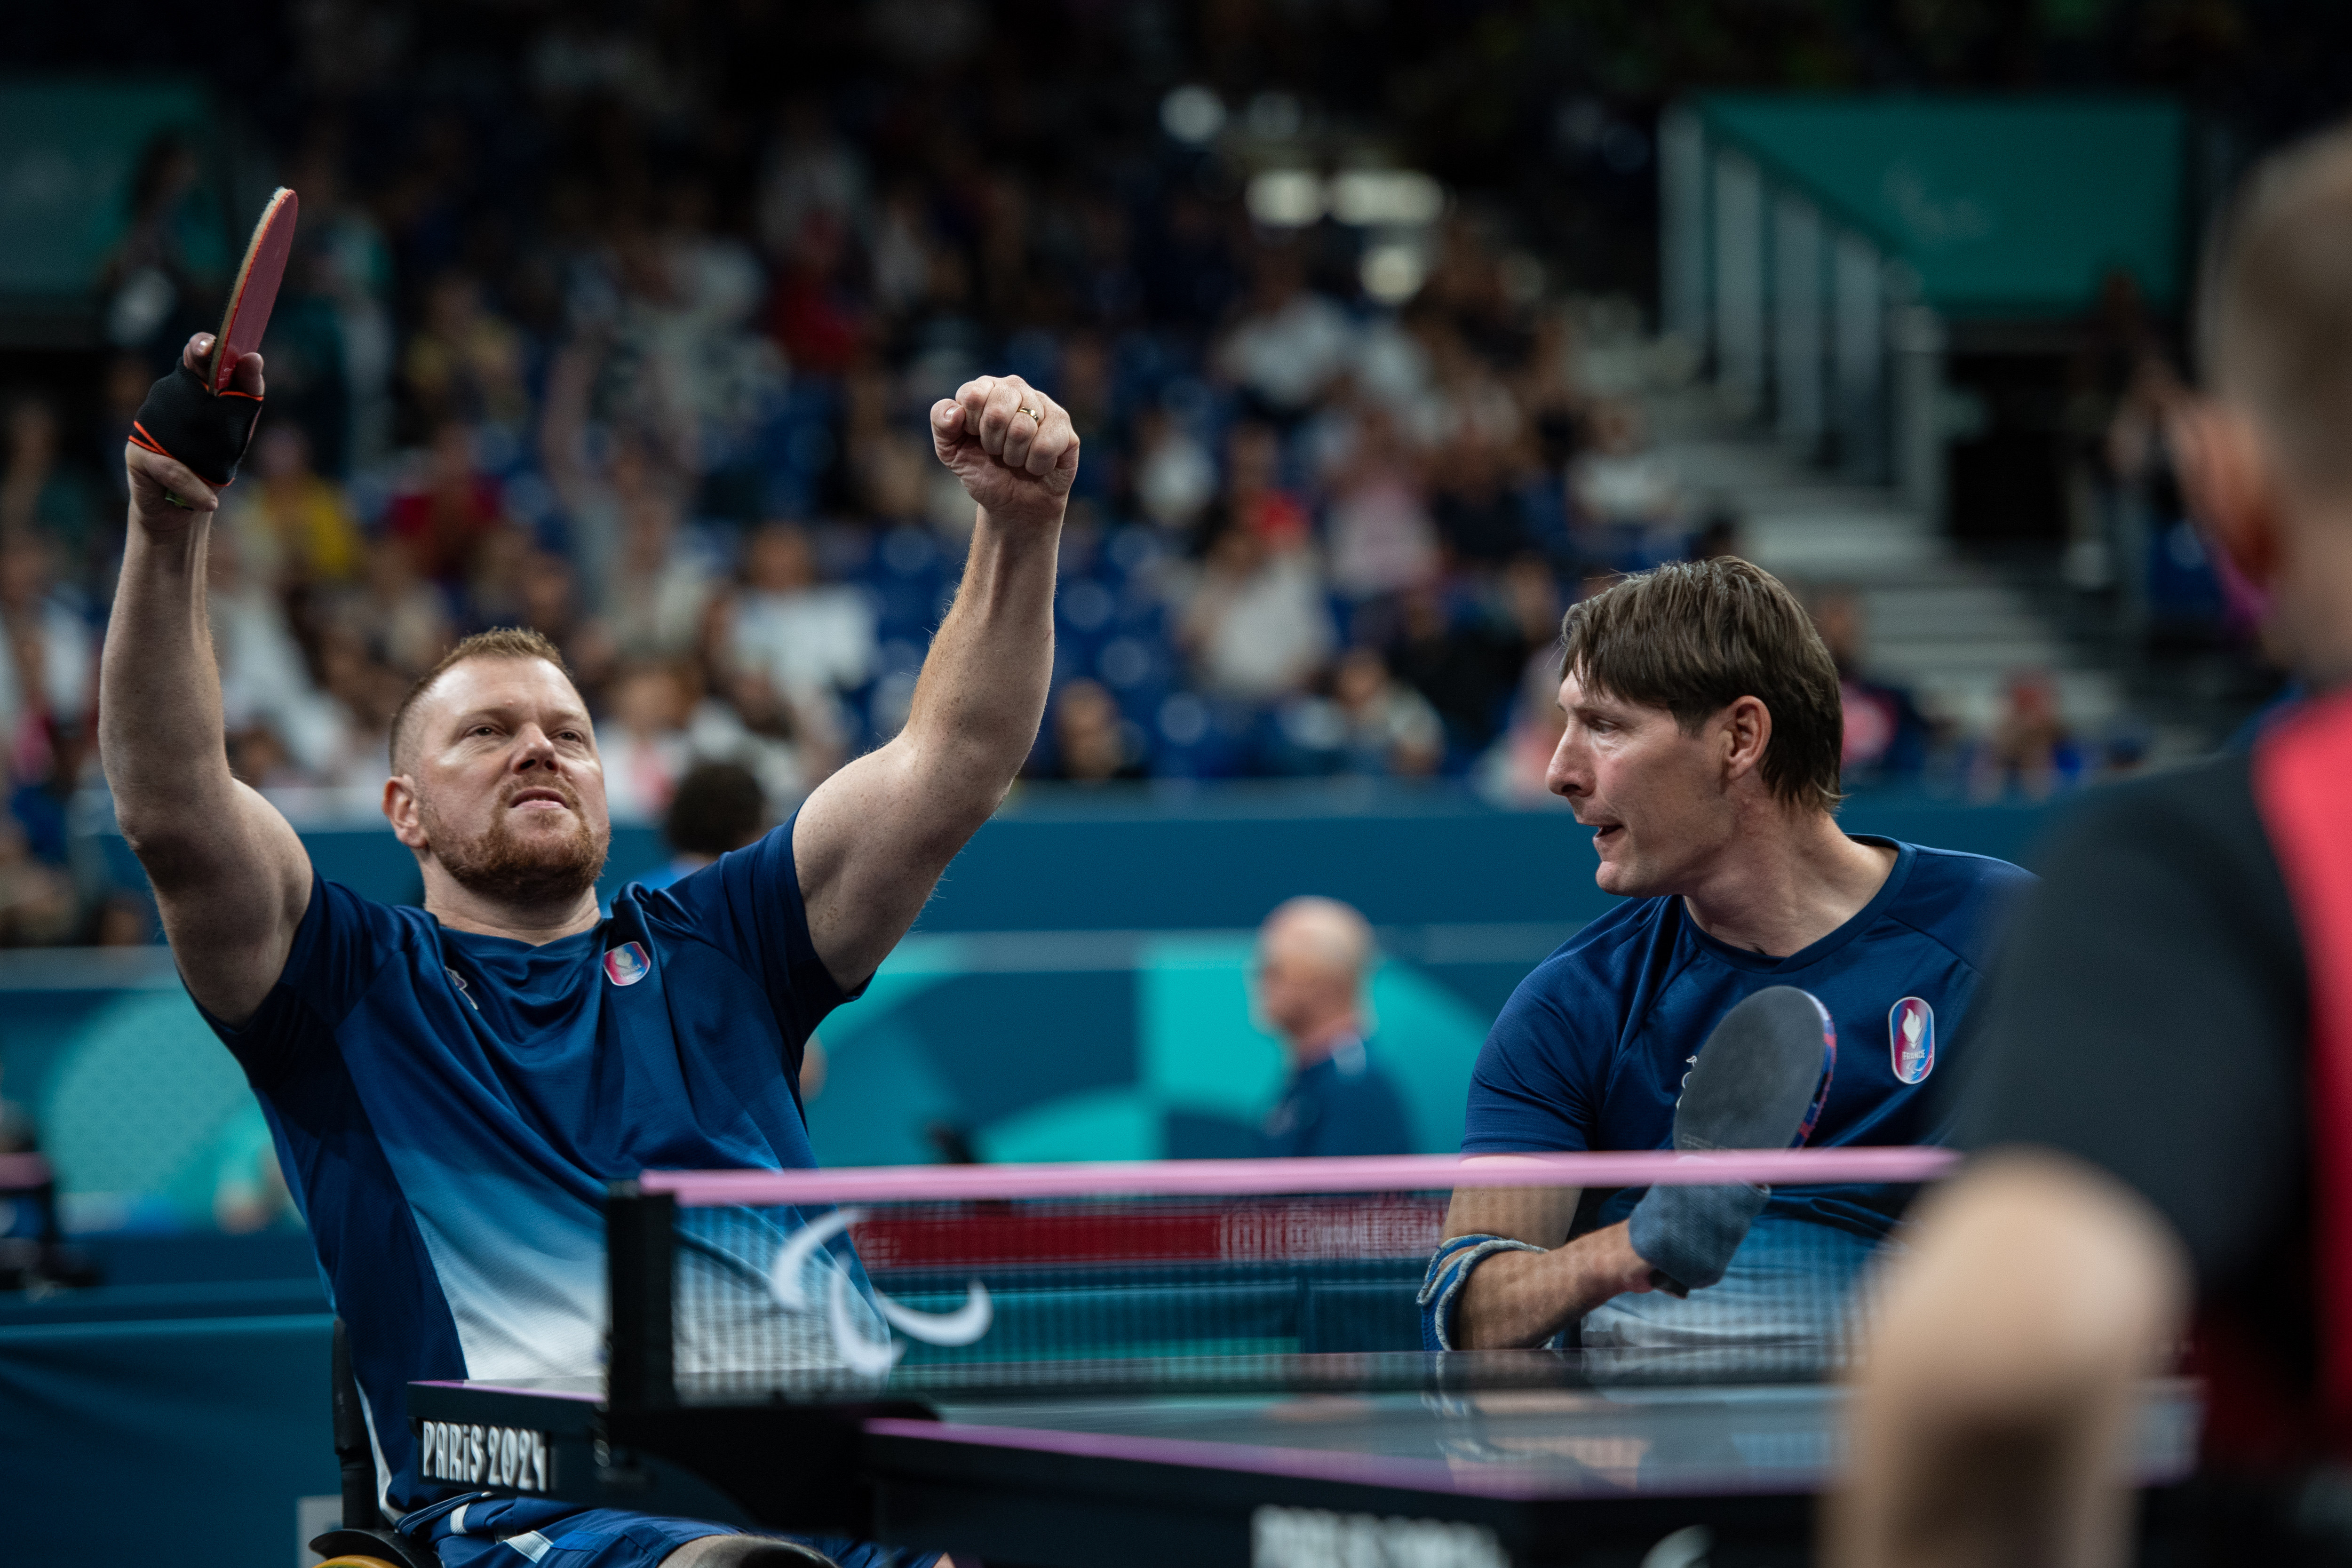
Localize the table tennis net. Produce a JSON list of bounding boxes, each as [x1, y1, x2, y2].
[[606, 1149, 1952, 1404]]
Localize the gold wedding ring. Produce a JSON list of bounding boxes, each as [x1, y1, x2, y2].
[[1017, 405, 1042, 423]]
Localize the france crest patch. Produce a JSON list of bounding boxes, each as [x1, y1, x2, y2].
[[1889, 996, 1935, 1084], [603, 941, 652, 987]]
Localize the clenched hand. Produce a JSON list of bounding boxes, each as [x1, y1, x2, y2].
[[930, 374, 1078, 530]]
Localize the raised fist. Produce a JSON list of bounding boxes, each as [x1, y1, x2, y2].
[[930, 374, 1078, 530]]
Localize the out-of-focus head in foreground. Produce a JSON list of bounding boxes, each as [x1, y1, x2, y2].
[[2176, 121, 2352, 685], [1831, 121, 2352, 1568]]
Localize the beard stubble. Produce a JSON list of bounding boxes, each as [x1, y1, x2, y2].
[[419, 778, 609, 906]]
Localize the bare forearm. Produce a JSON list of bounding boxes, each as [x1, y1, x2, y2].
[[105, 339, 312, 1024], [794, 373, 1074, 990], [1454, 1223, 1650, 1348], [99, 518, 234, 846], [898, 504, 1059, 826]]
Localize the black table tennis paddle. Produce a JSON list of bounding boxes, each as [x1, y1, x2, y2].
[[1629, 986, 1837, 1296]]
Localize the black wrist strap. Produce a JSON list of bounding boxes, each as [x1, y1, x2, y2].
[[129, 363, 264, 487]]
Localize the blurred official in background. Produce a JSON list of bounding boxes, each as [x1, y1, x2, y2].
[[1832, 122, 2352, 1568], [1252, 896, 1411, 1159]]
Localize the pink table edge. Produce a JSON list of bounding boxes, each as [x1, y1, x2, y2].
[[636, 1147, 1956, 1206]]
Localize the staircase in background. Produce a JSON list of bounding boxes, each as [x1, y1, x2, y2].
[[1639, 389, 2221, 764]]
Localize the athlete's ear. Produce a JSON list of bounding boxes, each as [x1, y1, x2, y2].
[[384, 773, 428, 851], [1721, 694, 1771, 785], [2169, 397, 2283, 593]]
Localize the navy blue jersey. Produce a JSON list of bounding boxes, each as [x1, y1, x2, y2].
[[1463, 838, 2030, 1239], [1263, 1036, 1412, 1158], [204, 819, 857, 1519]]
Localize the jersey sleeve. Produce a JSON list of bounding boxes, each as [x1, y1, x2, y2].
[[1461, 974, 1606, 1154], [199, 873, 401, 1090], [1945, 757, 2308, 1289], [646, 814, 858, 1046]]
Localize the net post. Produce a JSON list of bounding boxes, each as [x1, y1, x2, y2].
[[605, 1179, 676, 1409]]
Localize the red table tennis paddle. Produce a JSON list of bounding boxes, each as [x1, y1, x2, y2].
[[208, 186, 300, 391], [133, 188, 300, 501]]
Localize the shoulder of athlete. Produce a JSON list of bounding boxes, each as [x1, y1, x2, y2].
[[1551, 891, 1675, 963], [1873, 839, 2037, 963], [318, 872, 438, 946], [1891, 838, 2036, 898], [1493, 897, 1675, 1040]]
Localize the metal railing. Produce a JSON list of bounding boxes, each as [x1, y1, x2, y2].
[[1660, 105, 1947, 524]]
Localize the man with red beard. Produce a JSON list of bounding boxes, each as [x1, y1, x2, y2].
[[104, 332, 1076, 1568]]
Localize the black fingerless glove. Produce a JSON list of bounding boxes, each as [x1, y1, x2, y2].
[[128, 363, 264, 487]]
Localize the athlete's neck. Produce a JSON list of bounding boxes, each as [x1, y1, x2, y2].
[[1677, 811, 1897, 959], [425, 879, 603, 945], [2275, 509, 2352, 692]]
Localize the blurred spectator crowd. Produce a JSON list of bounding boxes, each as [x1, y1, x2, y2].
[[0, 1, 2184, 946], [8, 6, 1732, 855]]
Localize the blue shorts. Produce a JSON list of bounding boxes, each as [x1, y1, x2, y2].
[[409, 1495, 938, 1568]]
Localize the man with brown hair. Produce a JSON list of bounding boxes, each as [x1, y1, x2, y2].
[[1829, 122, 2352, 1568], [104, 331, 1076, 1567], [1422, 558, 2031, 1352]]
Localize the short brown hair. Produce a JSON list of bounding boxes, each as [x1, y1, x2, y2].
[[2203, 123, 2352, 494], [1559, 557, 1844, 812], [665, 760, 766, 857], [389, 627, 578, 773]]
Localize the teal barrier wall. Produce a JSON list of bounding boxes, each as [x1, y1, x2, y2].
[[0, 1313, 339, 1568], [805, 788, 2051, 1166], [805, 926, 1526, 1167], [0, 791, 2067, 1568], [91, 784, 2056, 928], [42, 788, 2060, 1208]]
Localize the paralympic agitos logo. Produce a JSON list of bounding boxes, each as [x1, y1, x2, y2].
[[770, 1208, 993, 1375]]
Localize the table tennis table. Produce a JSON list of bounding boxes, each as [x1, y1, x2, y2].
[[408, 1359, 2200, 1567], [387, 1151, 2209, 1566]]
